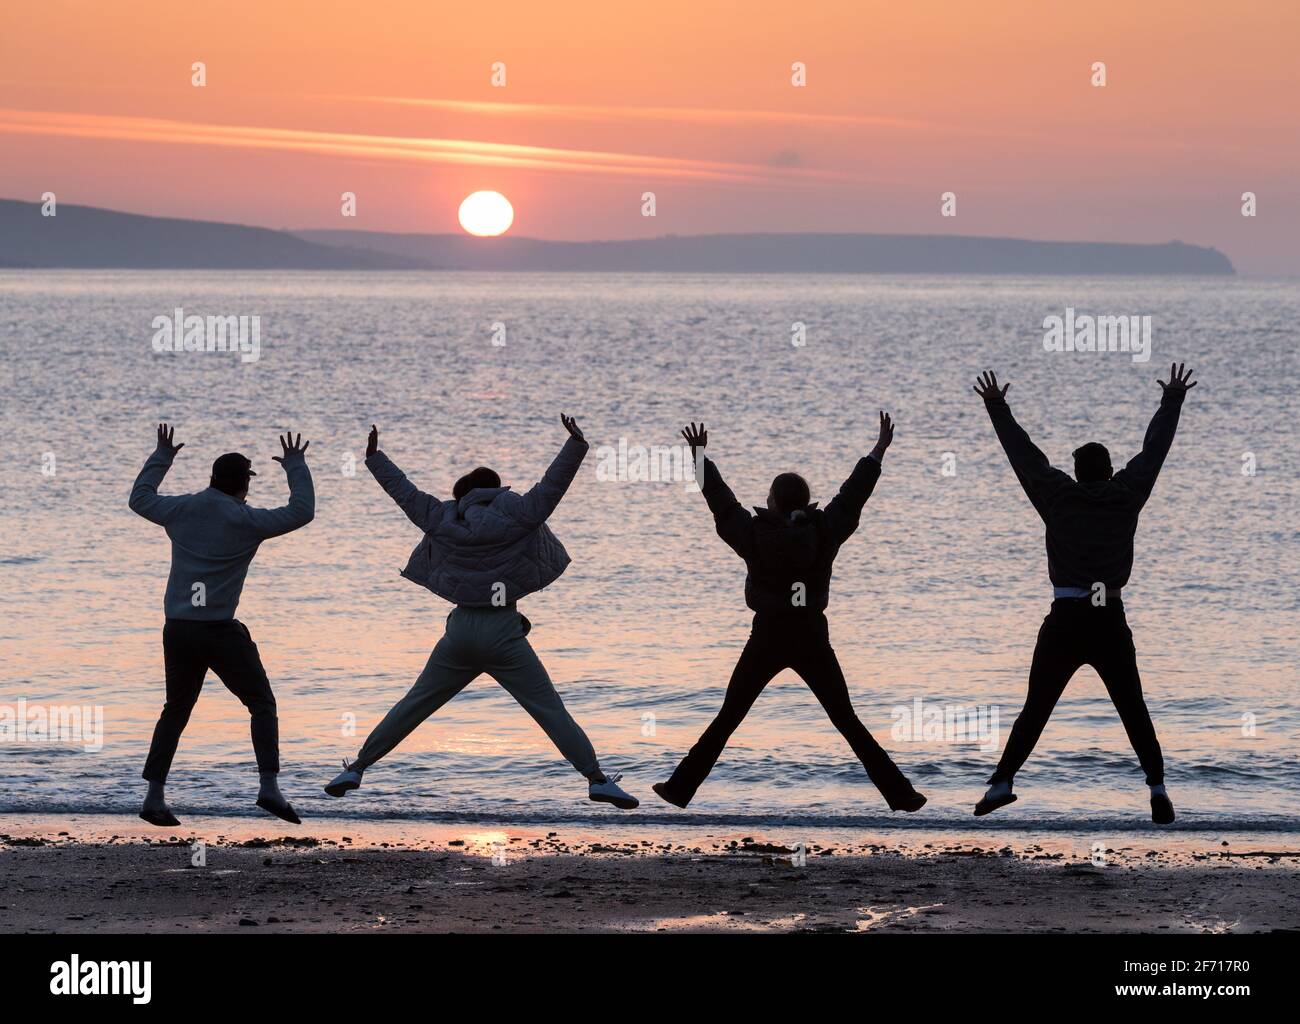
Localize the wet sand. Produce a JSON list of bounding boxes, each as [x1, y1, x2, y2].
[[2, 816, 1297, 933]]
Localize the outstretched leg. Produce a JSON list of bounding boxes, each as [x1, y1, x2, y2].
[[488, 624, 602, 779], [1090, 622, 1164, 787], [350, 633, 480, 773], [143, 622, 209, 784], [791, 639, 922, 808], [987, 615, 1081, 788], [207, 621, 280, 776], [658, 631, 784, 806], [140, 621, 209, 825], [208, 620, 303, 823]]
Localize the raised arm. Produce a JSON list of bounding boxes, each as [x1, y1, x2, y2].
[[824, 411, 891, 543], [364, 424, 441, 530], [682, 422, 753, 558], [246, 432, 316, 538], [515, 414, 590, 526], [974, 371, 1073, 516], [1113, 363, 1195, 502], [129, 423, 189, 525]]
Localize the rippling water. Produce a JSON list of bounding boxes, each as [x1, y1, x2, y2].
[[1, 271, 1296, 831]]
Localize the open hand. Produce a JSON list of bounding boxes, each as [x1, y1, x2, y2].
[[681, 422, 708, 456], [273, 432, 310, 464], [561, 414, 585, 443], [973, 371, 1010, 401], [871, 411, 894, 456], [366, 424, 379, 458], [1157, 362, 1197, 395], [156, 423, 184, 455]]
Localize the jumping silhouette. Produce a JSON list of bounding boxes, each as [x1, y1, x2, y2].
[[652, 415, 927, 811], [324, 416, 637, 809], [972, 364, 1198, 823], [130, 423, 315, 826]]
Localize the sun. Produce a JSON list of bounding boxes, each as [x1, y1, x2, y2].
[[458, 190, 514, 237]]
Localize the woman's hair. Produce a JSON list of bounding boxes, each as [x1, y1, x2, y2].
[[769, 472, 811, 514], [453, 466, 502, 500]]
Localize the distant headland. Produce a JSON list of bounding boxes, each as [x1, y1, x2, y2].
[[0, 199, 1235, 274]]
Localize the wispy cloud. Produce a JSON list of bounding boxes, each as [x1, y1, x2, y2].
[[0, 108, 872, 184], [329, 95, 1212, 155], [332, 95, 936, 131]]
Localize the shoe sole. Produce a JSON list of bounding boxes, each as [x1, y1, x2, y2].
[[256, 798, 302, 824], [139, 810, 181, 827], [323, 779, 359, 798], [891, 794, 928, 813], [974, 793, 1018, 817], [589, 792, 639, 810]]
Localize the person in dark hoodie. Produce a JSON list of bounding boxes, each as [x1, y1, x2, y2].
[[324, 415, 637, 809], [130, 424, 315, 827], [652, 414, 927, 812], [972, 365, 1197, 824]]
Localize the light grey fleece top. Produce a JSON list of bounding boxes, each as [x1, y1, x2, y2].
[[129, 446, 315, 620]]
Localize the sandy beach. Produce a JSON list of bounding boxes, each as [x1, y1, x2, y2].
[[2, 816, 1297, 934]]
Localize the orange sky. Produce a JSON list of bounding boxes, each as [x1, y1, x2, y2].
[[1, 0, 1296, 271]]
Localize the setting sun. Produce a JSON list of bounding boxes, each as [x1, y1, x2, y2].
[[458, 190, 514, 237]]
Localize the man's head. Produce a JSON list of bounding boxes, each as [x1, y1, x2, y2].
[[453, 466, 502, 501], [1072, 442, 1113, 483], [210, 452, 255, 501], [767, 472, 811, 517]]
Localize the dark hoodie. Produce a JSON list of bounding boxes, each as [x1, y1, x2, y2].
[[983, 388, 1186, 591], [699, 455, 882, 614]]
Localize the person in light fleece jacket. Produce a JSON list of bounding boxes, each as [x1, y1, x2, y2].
[[129, 423, 314, 828]]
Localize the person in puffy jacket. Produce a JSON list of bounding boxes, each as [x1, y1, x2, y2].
[[652, 414, 927, 812], [324, 415, 637, 810]]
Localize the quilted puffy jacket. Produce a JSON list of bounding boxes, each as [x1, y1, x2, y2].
[[366, 436, 588, 606]]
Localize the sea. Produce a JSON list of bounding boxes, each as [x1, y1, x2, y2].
[[0, 271, 1295, 836]]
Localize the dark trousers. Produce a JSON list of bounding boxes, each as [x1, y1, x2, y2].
[[990, 599, 1163, 786], [142, 619, 279, 782], [664, 611, 917, 806]]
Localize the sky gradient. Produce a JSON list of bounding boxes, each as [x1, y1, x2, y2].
[[1, 0, 1296, 272]]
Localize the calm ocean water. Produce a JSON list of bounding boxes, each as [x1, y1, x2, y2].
[[0, 271, 1296, 832]]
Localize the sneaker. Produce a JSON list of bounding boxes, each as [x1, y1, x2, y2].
[[588, 772, 638, 809], [139, 803, 181, 827], [1151, 790, 1175, 824], [256, 795, 302, 824], [324, 759, 363, 798], [974, 780, 1018, 817], [651, 782, 689, 809], [889, 790, 928, 813]]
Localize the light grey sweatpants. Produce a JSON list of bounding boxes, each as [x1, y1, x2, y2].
[[353, 605, 600, 777]]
